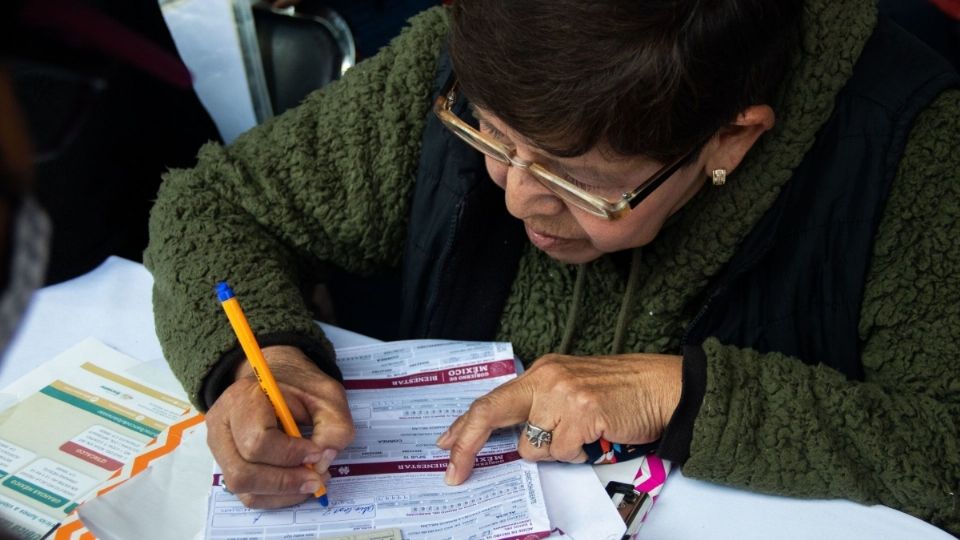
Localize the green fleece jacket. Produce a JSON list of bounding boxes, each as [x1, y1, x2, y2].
[[144, 0, 960, 533]]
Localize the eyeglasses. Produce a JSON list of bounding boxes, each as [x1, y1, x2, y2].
[[433, 81, 701, 220]]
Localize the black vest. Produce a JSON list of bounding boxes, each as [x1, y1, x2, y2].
[[397, 48, 525, 341], [395, 18, 958, 380]]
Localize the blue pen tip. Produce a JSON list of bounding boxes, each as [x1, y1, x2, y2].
[[215, 281, 234, 302], [318, 494, 329, 507]]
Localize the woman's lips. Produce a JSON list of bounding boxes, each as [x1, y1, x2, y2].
[[525, 224, 574, 250]]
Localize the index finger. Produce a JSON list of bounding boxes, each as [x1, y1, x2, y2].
[[297, 375, 356, 453], [218, 381, 325, 467], [440, 378, 533, 485]]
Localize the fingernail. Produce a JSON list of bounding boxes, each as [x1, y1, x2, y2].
[[436, 431, 449, 445], [318, 448, 337, 470], [444, 462, 456, 485], [302, 453, 323, 464], [300, 481, 321, 494]]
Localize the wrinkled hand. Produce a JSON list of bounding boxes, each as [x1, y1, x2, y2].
[[205, 345, 354, 508], [437, 353, 682, 485]]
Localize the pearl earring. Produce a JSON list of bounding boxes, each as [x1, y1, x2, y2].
[[711, 168, 727, 186]]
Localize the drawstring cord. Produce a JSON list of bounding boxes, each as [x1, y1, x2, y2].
[[558, 263, 586, 355], [557, 247, 642, 355], [611, 247, 642, 354]]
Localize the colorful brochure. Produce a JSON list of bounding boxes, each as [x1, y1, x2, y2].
[[0, 341, 192, 539]]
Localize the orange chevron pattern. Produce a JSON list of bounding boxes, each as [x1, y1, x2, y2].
[[53, 412, 204, 540]]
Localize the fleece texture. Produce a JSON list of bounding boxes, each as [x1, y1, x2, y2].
[[145, 1, 960, 533]]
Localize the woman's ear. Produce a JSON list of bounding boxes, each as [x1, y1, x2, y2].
[[703, 105, 775, 177]]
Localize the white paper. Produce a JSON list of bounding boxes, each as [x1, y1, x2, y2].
[[539, 462, 625, 539], [0, 337, 140, 407], [79, 421, 211, 540]]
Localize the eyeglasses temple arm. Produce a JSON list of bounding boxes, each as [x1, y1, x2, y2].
[[624, 147, 701, 209]]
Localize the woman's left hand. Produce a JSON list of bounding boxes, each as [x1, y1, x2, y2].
[[436, 352, 683, 485]]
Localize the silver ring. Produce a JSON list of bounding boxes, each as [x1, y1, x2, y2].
[[523, 422, 553, 448]]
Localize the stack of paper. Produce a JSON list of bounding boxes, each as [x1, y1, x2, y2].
[[205, 340, 552, 540]]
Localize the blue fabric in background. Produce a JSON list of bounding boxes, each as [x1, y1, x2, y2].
[[318, 0, 442, 60]]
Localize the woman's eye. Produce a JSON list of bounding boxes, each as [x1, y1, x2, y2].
[[479, 120, 507, 140], [562, 173, 601, 192]]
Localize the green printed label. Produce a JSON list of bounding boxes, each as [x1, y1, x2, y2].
[[2, 476, 67, 508], [63, 503, 78, 514], [39, 386, 159, 437], [0, 469, 7, 478]]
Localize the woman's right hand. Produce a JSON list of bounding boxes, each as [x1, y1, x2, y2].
[[204, 345, 354, 508]]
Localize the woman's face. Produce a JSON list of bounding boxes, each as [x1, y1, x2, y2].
[[476, 109, 709, 265]]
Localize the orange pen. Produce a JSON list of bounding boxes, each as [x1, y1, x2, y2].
[[216, 281, 329, 506]]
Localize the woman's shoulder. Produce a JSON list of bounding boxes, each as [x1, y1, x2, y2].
[[869, 87, 960, 277], [403, 5, 450, 35], [911, 88, 960, 137], [379, 6, 450, 64], [897, 88, 960, 195]]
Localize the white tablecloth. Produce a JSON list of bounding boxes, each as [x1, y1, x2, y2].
[[2, 257, 952, 539]]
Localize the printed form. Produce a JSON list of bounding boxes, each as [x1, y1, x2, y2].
[[205, 340, 552, 540]]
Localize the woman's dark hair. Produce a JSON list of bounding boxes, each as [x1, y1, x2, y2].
[[449, 0, 804, 161]]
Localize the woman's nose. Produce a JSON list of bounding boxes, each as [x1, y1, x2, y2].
[[503, 164, 565, 220]]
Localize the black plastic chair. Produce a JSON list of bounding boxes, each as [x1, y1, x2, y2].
[[237, 1, 356, 120]]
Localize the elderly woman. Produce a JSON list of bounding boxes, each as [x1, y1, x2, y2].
[[145, 0, 960, 534]]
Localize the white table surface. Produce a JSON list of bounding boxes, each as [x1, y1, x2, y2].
[[2, 256, 952, 540]]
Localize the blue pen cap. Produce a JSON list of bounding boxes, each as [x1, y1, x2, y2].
[[215, 281, 235, 302]]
